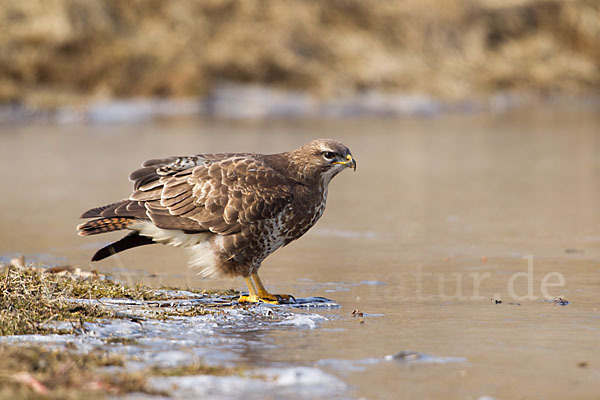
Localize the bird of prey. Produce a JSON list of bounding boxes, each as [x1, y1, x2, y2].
[[77, 139, 356, 304]]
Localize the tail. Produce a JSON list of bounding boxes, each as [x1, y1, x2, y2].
[[77, 200, 146, 236], [91, 232, 154, 261], [78, 200, 156, 261], [77, 217, 134, 236]]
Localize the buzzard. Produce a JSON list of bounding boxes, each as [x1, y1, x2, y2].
[[77, 139, 356, 304]]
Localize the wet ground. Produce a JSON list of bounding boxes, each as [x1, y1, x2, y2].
[[1, 108, 600, 399]]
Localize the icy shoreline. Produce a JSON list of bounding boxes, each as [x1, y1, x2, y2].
[[1, 290, 351, 399], [2, 85, 598, 124]]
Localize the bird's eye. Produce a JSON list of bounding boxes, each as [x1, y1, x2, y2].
[[323, 151, 336, 160]]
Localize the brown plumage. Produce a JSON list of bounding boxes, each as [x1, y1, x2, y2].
[[77, 139, 356, 304]]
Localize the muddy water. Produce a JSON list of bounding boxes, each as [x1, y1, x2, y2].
[[1, 109, 600, 399]]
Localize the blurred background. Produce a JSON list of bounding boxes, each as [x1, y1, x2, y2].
[[1, 0, 599, 287], [1, 0, 599, 119], [1, 0, 599, 289], [1, 2, 600, 398]]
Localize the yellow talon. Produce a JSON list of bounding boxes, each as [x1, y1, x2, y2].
[[237, 273, 296, 304]]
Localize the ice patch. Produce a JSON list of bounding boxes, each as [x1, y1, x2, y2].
[[82, 98, 204, 124], [278, 314, 327, 329], [148, 350, 196, 368], [0, 334, 98, 346], [317, 357, 381, 373], [289, 296, 341, 308], [143, 374, 270, 399], [318, 352, 466, 374], [154, 289, 205, 299], [358, 280, 386, 286], [143, 366, 346, 400], [267, 366, 346, 389], [384, 351, 466, 364]]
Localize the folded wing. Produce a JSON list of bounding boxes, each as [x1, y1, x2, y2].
[[128, 154, 294, 235]]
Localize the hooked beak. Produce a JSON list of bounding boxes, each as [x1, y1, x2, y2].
[[333, 154, 357, 171]]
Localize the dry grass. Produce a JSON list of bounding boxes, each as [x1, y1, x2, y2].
[[0, 264, 237, 335], [0, 266, 118, 335], [0, 344, 259, 399], [0, 0, 598, 107], [0, 345, 149, 399], [0, 265, 254, 398]]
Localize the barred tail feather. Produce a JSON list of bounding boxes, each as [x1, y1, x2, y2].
[[77, 217, 134, 236]]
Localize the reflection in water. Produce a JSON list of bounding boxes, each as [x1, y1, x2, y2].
[[1, 109, 599, 398]]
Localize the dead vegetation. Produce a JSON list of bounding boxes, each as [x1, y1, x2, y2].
[[1, 0, 599, 107], [0, 265, 119, 335], [0, 263, 256, 398], [0, 261, 238, 335], [0, 344, 261, 399], [0, 345, 143, 399]]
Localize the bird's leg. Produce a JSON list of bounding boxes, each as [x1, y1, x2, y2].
[[251, 272, 295, 304], [237, 276, 260, 303], [237, 273, 296, 305]]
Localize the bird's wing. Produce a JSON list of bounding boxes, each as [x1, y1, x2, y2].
[[129, 154, 293, 235]]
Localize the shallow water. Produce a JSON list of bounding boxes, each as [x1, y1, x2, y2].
[[1, 109, 600, 398]]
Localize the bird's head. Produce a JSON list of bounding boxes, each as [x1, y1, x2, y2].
[[290, 139, 356, 185]]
